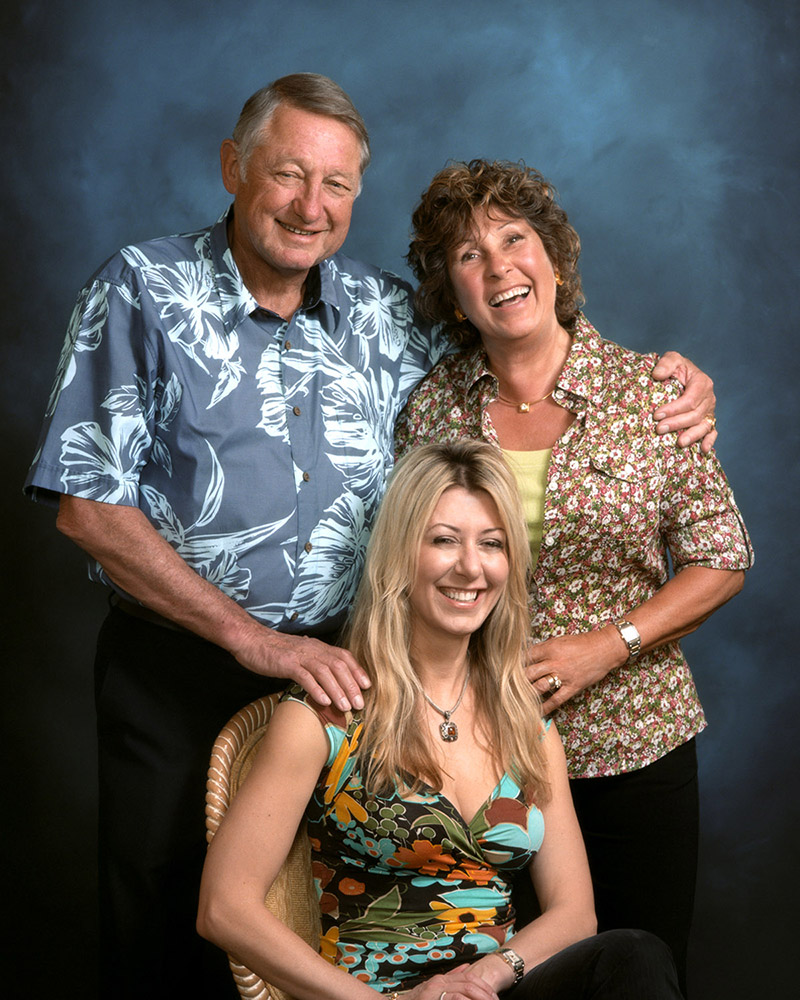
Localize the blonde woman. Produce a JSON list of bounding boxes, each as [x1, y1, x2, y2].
[[198, 441, 680, 999]]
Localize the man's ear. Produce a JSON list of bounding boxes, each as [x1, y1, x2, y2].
[[220, 139, 241, 195]]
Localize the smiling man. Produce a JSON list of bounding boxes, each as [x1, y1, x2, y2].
[[220, 100, 365, 313], [24, 73, 716, 998], [24, 73, 451, 999]]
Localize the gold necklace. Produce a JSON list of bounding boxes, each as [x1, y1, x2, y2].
[[495, 388, 554, 413]]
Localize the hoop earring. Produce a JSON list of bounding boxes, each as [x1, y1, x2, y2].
[[555, 271, 564, 286], [454, 307, 467, 322]]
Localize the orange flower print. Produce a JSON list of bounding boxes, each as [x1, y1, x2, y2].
[[332, 790, 368, 827], [445, 858, 496, 885], [319, 926, 340, 965], [324, 723, 364, 808], [429, 901, 497, 934], [338, 876, 366, 896], [386, 839, 456, 875]]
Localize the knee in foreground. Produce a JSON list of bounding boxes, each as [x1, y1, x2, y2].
[[597, 928, 678, 978]]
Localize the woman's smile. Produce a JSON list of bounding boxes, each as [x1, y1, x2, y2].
[[488, 285, 531, 307], [408, 486, 509, 645], [447, 207, 561, 348]]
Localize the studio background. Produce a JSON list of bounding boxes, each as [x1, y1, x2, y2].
[[2, 1, 797, 996]]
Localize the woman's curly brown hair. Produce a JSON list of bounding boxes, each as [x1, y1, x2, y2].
[[407, 159, 584, 346]]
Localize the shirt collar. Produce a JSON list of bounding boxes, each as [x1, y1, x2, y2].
[[463, 347, 497, 408], [554, 314, 607, 408], [208, 206, 335, 331], [209, 207, 259, 334], [461, 313, 608, 410], [316, 257, 340, 311]]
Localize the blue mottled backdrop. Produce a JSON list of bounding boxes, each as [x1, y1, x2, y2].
[[2, 1, 798, 996]]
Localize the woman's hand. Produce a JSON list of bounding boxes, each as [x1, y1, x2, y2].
[[651, 351, 717, 453], [525, 627, 627, 712], [402, 963, 500, 1000]]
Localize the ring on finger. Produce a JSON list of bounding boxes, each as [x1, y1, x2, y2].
[[546, 673, 562, 693], [705, 413, 717, 432], [439, 992, 447, 1000]]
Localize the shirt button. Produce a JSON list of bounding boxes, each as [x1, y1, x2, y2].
[[285, 341, 292, 350], [293, 406, 301, 416], [290, 611, 299, 621], [304, 541, 313, 553], [302, 471, 310, 482]]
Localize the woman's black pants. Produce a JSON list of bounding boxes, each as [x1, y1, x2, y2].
[[569, 740, 699, 997], [513, 739, 698, 997], [503, 929, 682, 999]]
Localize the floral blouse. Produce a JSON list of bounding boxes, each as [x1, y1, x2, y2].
[[395, 316, 754, 778], [284, 687, 545, 993]]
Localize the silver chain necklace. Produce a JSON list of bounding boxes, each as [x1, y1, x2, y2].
[[421, 666, 471, 742]]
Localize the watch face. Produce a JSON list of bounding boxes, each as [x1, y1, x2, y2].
[[501, 949, 524, 979]]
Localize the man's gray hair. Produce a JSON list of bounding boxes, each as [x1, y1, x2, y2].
[[232, 73, 371, 179]]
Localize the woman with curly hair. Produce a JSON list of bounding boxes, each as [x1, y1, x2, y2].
[[396, 161, 753, 995], [199, 440, 681, 999]]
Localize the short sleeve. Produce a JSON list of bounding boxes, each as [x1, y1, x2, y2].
[[398, 319, 452, 405], [659, 443, 754, 572], [24, 267, 157, 507]]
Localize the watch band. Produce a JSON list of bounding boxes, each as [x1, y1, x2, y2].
[[612, 618, 642, 661], [497, 947, 525, 983]]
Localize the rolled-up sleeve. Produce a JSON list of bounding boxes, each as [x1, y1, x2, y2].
[[659, 443, 754, 572]]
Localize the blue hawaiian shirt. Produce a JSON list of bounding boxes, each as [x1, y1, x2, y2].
[[25, 210, 448, 634]]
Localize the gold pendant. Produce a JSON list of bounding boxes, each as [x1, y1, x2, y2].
[[517, 402, 531, 413]]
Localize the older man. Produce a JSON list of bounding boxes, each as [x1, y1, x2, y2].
[[25, 74, 715, 997]]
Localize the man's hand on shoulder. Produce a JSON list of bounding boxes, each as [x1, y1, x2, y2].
[[57, 494, 371, 712], [231, 622, 371, 712], [651, 350, 717, 454]]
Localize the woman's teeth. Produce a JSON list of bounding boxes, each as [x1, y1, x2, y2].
[[489, 285, 530, 307], [441, 589, 478, 602]]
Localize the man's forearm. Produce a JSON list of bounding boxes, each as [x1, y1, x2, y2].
[[57, 493, 259, 652], [56, 494, 370, 709]]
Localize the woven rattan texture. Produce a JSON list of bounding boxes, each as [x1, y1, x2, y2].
[[206, 694, 321, 1000]]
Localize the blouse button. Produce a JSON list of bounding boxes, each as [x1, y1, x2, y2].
[[293, 405, 301, 416], [285, 341, 292, 350], [304, 541, 313, 553], [302, 471, 310, 482]]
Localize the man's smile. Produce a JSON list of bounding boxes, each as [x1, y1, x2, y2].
[[278, 220, 324, 236]]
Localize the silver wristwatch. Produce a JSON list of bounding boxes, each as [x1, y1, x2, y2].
[[498, 947, 525, 983], [612, 618, 642, 661]]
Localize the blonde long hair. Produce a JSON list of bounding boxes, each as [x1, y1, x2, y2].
[[344, 441, 550, 803]]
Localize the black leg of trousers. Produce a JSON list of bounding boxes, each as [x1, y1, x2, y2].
[[502, 929, 682, 1000], [568, 740, 699, 998], [95, 607, 287, 1000]]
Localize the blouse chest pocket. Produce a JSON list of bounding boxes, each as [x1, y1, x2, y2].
[[583, 406, 664, 480], [569, 417, 666, 541], [588, 445, 660, 484]]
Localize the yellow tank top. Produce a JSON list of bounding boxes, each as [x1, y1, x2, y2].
[[501, 448, 552, 571]]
